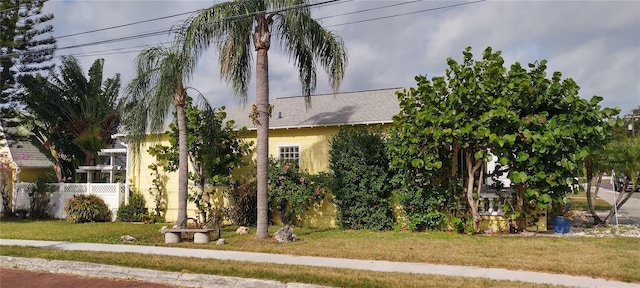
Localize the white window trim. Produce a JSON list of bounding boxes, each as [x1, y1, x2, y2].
[[276, 143, 301, 168]]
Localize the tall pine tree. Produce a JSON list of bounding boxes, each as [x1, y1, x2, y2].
[[1, 0, 56, 114]]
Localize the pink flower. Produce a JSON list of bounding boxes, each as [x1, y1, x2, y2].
[[278, 185, 283, 190], [299, 177, 305, 183], [315, 189, 322, 195], [284, 164, 290, 170], [278, 176, 284, 180]]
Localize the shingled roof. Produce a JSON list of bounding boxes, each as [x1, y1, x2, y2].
[[0, 120, 52, 169], [224, 87, 403, 130]]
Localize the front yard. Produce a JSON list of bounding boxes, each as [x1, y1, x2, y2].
[[1, 220, 639, 284]]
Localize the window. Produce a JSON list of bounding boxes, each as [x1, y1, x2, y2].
[[278, 145, 300, 168]]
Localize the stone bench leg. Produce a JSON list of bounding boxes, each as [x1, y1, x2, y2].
[[194, 232, 211, 244], [165, 232, 181, 244]]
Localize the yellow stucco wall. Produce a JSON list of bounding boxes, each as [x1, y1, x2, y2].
[[236, 126, 339, 174], [237, 126, 347, 228], [131, 125, 404, 227], [129, 134, 199, 222], [17, 168, 51, 183], [132, 126, 346, 226]]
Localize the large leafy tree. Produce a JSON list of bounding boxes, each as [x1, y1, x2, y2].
[[121, 45, 196, 228], [390, 47, 513, 232], [1, 0, 56, 115], [496, 60, 619, 229], [21, 56, 121, 180], [149, 97, 253, 223], [179, 0, 347, 238], [390, 47, 618, 232]]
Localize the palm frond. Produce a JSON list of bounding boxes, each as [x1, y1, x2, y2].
[[276, 3, 347, 103], [177, 0, 260, 99], [121, 44, 197, 156]]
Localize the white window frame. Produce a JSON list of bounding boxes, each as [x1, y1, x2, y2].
[[277, 144, 301, 169]]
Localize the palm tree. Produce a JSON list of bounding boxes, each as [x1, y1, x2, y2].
[[121, 45, 196, 229], [21, 56, 120, 179], [179, 0, 347, 239]]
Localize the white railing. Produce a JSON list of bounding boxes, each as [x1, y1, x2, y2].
[[12, 182, 127, 220]]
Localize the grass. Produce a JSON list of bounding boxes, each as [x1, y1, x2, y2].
[[1, 220, 639, 283], [569, 191, 613, 211], [0, 246, 564, 288]]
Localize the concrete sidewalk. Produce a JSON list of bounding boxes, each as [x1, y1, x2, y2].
[[1, 239, 637, 288]]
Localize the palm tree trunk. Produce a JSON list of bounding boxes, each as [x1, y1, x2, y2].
[[253, 14, 272, 240], [175, 84, 189, 229], [255, 47, 270, 239]]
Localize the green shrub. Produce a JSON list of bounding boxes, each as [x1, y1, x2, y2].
[[394, 182, 460, 231], [227, 176, 257, 226], [329, 127, 395, 230], [64, 194, 112, 223], [117, 189, 148, 222], [28, 172, 57, 219]]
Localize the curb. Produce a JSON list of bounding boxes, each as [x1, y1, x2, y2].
[[0, 256, 328, 288]]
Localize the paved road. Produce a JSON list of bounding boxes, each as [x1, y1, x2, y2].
[[596, 185, 640, 224], [2, 239, 638, 288]]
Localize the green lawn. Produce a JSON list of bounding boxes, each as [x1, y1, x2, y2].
[[1, 220, 639, 284], [0, 246, 563, 288], [569, 191, 613, 211]]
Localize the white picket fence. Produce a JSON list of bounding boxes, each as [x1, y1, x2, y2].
[[11, 183, 127, 220]]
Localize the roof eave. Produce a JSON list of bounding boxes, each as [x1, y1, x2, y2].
[[238, 120, 393, 131]]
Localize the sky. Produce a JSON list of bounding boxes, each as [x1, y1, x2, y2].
[[42, 0, 640, 115]]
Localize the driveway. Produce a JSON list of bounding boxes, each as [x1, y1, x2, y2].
[[1, 268, 177, 288]]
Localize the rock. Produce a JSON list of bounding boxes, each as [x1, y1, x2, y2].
[[274, 226, 296, 243], [235, 226, 249, 234], [159, 226, 168, 234], [120, 235, 136, 242], [216, 238, 226, 245]]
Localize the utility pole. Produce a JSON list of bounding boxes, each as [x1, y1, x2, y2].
[[625, 115, 639, 137]]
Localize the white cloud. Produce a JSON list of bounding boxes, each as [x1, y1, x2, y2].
[[41, 0, 639, 115]]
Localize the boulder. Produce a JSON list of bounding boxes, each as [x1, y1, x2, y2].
[[120, 235, 136, 242], [274, 226, 296, 243], [216, 238, 227, 245], [235, 226, 249, 234]]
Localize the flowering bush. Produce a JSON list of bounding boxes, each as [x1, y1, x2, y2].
[[268, 159, 327, 225]]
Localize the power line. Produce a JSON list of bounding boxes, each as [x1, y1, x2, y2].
[[56, 10, 199, 40], [325, 0, 486, 28], [69, 42, 172, 58], [56, 0, 484, 59], [55, 0, 350, 40], [316, 0, 422, 20], [1, 0, 347, 59]]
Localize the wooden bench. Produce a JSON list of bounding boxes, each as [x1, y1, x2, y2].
[[163, 228, 217, 244]]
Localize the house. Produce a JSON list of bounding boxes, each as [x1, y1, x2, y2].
[[0, 120, 125, 218], [0, 120, 52, 183], [128, 87, 546, 231], [126, 88, 402, 225], [225, 88, 403, 227], [225, 87, 402, 174], [0, 119, 52, 214]]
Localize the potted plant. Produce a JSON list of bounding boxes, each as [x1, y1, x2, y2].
[[551, 198, 572, 234]]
